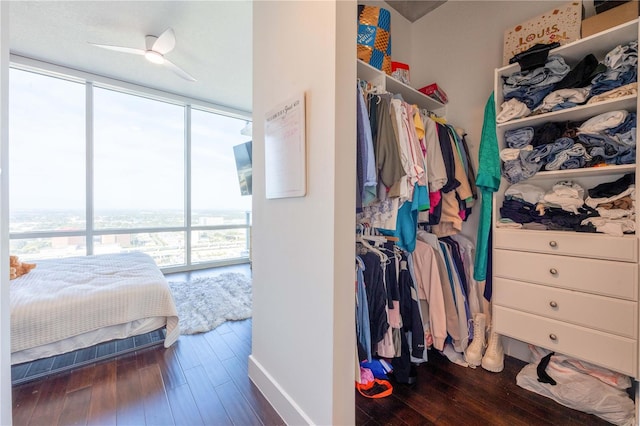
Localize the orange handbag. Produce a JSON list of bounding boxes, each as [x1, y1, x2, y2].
[[356, 378, 393, 399]]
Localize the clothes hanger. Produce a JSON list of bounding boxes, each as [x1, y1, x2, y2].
[[357, 225, 389, 262], [356, 236, 389, 263]]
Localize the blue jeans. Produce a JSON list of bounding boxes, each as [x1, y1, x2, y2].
[[505, 126, 534, 148], [356, 256, 372, 362], [591, 68, 637, 95], [503, 55, 570, 89]]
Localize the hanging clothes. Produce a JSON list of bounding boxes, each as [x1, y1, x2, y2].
[[356, 83, 377, 210], [474, 92, 500, 286], [411, 239, 447, 351], [355, 77, 480, 366], [356, 256, 372, 362], [397, 254, 425, 359], [359, 250, 389, 356], [431, 125, 474, 237], [416, 230, 463, 351]]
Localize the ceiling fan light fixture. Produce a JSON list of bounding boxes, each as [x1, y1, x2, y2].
[[90, 28, 195, 81], [145, 50, 165, 65]]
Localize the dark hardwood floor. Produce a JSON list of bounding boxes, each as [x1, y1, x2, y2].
[[356, 349, 616, 426], [12, 263, 621, 425], [12, 317, 285, 426], [12, 264, 285, 426]]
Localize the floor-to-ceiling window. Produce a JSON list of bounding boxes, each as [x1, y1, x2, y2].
[[9, 64, 252, 271], [191, 109, 252, 265]]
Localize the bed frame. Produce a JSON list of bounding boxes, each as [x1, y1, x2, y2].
[[11, 327, 166, 385], [10, 252, 180, 383]]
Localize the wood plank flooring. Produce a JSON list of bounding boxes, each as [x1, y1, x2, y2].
[[356, 349, 618, 426], [12, 317, 284, 426], [12, 264, 626, 425], [12, 264, 285, 426]]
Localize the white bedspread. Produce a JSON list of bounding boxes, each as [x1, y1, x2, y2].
[[10, 252, 179, 355]]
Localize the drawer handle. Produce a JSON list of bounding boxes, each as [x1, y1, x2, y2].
[[549, 241, 558, 248], [549, 268, 558, 275], [549, 301, 558, 308], [549, 334, 558, 341]]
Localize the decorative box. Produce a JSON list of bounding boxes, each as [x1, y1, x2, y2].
[[357, 5, 392, 75], [419, 83, 448, 104], [503, 2, 582, 66], [582, 1, 639, 38]]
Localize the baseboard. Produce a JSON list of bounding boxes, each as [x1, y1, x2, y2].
[[248, 354, 314, 425]]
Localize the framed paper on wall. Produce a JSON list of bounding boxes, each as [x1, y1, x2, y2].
[[264, 92, 306, 199]]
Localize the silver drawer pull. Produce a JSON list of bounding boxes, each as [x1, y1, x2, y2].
[[549, 301, 558, 308], [549, 268, 558, 275], [549, 240, 558, 248], [549, 334, 558, 341]]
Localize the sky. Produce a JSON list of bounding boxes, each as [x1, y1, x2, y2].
[[9, 68, 252, 212]]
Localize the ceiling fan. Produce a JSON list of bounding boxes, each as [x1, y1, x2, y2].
[[89, 28, 196, 82]]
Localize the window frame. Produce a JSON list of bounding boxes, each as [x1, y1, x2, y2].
[[8, 55, 252, 273]]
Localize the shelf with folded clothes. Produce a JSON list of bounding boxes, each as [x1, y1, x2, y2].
[[357, 60, 446, 112], [498, 108, 637, 185], [495, 94, 637, 132], [505, 163, 636, 181], [493, 171, 636, 238], [491, 17, 640, 383], [494, 19, 638, 127], [496, 19, 639, 86]]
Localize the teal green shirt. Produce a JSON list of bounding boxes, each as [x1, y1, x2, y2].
[[473, 92, 500, 281]]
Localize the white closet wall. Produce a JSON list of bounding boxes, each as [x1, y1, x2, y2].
[[410, 1, 571, 243], [251, 1, 356, 424]]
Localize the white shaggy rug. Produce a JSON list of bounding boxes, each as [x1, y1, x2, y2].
[[168, 272, 252, 335]]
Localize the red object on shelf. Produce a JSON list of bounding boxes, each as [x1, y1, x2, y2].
[[391, 61, 409, 72], [418, 83, 449, 104], [391, 61, 410, 84]]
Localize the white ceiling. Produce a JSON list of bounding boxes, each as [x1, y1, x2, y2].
[[9, 1, 253, 113]]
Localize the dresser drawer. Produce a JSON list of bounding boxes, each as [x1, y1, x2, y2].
[[494, 249, 638, 300], [493, 229, 637, 262], [493, 278, 637, 338], [494, 306, 637, 377]]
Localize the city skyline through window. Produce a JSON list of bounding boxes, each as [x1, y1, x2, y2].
[[9, 66, 252, 269]]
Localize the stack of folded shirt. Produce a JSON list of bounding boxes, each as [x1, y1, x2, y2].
[[582, 173, 636, 236], [497, 41, 638, 123]]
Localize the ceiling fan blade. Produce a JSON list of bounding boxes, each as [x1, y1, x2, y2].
[[89, 43, 145, 56], [152, 28, 176, 54], [163, 58, 196, 82]]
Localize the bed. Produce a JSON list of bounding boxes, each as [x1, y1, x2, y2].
[[10, 251, 180, 365]]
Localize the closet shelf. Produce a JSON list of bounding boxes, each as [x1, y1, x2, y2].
[[357, 60, 445, 111], [516, 163, 635, 181], [496, 18, 639, 77], [496, 94, 637, 131], [495, 19, 639, 131], [494, 227, 638, 242], [492, 15, 640, 379]]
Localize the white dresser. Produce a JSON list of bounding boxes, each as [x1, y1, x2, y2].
[[492, 19, 640, 378]]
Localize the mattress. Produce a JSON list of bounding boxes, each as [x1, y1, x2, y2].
[[10, 252, 179, 365]]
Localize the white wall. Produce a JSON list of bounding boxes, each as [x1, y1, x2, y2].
[[249, 1, 356, 424], [410, 1, 570, 243], [1, 1, 11, 424]]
